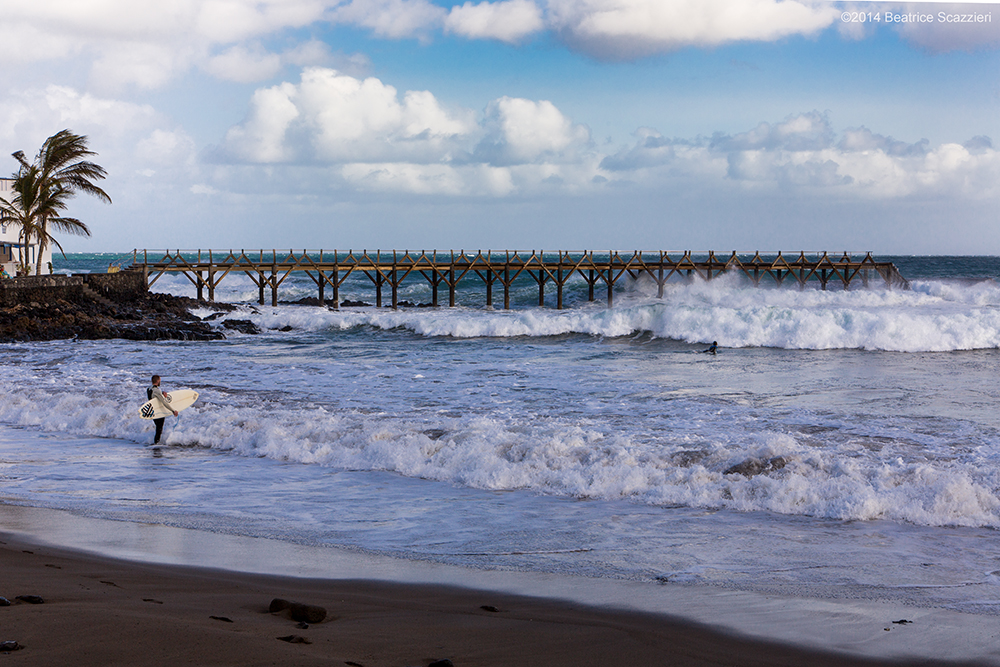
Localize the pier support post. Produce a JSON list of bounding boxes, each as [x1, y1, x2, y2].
[[376, 272, 383, 308], [588, 269, 595, 302], [258, 271, 265, 305], [318, 270, 325, 305], [271, 263, 278, 306], [449, 267, 456, 307], [332, 253, 339, 309], [538, 271, 545, 307], [557, 268, 563, 310], [391, 268, 398, 310], [485, 270, 493, 308], [607, 268, 614, 307], [196, 271, 204, 302], [503, 266, 510, 310]]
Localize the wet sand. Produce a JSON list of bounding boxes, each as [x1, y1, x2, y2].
[[0, 530, 982, 667]]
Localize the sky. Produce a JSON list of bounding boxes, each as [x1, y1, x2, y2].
[[0, 0, 998, 255]]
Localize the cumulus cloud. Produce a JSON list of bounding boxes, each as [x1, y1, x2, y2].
[[474, 96, 591, 165], [222, 67, 475, 164], [0, 0, 332, 89], [600, 112, 1000, 198], [546, 0, 841, 59], [445, 0, 545, 42], [136, 129, 198, 166], [331, 0, 447, 39], [0, 85, 157, 146], [220, 67, 598, 172], [218, 67, 606, 195], [220, 70, 1000, 200], [888, 2, 1000, 52]]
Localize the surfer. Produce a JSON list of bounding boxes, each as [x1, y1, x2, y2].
[[701, 341, 718, 355], [148, 375, 178, 445]]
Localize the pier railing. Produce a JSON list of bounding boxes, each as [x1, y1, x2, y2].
[[130, 249, 909, 309]]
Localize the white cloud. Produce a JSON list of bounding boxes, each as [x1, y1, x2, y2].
[[331, 0, 447, 39], [475, 96, 591, 165], [0, 85, 157, 147], [219, 69, 606, 195], [204, 45, 285, 83], [221, 68, 477, 164], [546, 0, 840, 58], [136, 129, 198, 166], [91, 41, 200, 90], [445, 0, 545, 42], [889, 2, 1000, 52], [0, 0, 334, 89], [599, 112, 1000, 199], [223, 82, 302, 163]]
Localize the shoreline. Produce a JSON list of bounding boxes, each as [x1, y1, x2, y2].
[[1, 504, 996, 666]]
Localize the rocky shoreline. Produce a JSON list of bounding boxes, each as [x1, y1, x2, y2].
[[0, 291, 231, 343]]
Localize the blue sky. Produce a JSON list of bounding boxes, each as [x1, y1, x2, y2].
[[1, 0, 998, 254]]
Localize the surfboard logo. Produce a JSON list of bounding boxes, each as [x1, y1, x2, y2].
[[140, 404, 155, 419]]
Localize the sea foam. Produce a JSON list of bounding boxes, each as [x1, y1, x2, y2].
[[203, 274, 1000, 352]]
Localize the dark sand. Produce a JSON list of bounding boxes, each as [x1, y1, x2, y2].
[[0, 533, 980, 666]]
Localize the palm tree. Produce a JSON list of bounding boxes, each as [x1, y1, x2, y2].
[[0, 130, 110, 275], [0, 166, 40, 273]]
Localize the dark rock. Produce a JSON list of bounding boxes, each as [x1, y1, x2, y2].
[[279, 297, 327, 306], [0, 597, 9, 606], [269, 597, 326, 623], [428, 660, 454, 667], [0, 288, 227, 343], [210, 616, 233, 623], [289, 602, 326, 623], [221, 319, 261, 335], [479, 605, 500, 613], [269, 598, 292, 613], [276, 635, 312, 644], [723, 456, 788, 478], [279, 325, 294, 332], [15, 595, 43, 604], [340, 299, 371, 307], [892, 619, 913, 625], [295, 622, 309, 629], [0, 641, 23, 652]]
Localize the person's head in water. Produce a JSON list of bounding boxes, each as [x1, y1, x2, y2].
[[151, 375, 160, 386]]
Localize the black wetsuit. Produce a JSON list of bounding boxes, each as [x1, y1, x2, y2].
[[148, 386, 167, 444]]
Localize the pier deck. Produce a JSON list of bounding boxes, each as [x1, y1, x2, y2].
[[130, 250, 909, 309]]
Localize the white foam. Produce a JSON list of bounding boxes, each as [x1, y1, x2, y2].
[[201, 274, 1000, 352], [2, 371, 998, 529]]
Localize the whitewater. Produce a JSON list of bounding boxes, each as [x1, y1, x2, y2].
[[2, 254, 1000, 615]]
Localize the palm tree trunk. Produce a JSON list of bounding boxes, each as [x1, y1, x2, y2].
[[35, 219, 47, 275]]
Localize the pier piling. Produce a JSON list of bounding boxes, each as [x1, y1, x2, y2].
[[133, 249, 909, 310]]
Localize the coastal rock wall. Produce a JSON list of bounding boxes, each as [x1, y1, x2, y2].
[[0, 275, 85, 307], [0, 271, 147, 307], [0, 272, 223, 342], [81, 270, 147, 301]]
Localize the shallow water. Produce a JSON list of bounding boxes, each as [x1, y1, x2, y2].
[[2, 254, 999, 615]]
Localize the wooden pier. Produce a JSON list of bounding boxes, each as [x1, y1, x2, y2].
[[130, 250, 909, 309]]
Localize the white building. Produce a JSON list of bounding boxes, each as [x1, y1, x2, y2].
[[0, 177, 52, 277]]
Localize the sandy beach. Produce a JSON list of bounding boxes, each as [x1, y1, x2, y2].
[[0, 526, 987, 667]]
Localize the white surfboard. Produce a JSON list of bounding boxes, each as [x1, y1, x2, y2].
[[138, 389, 199, 420]]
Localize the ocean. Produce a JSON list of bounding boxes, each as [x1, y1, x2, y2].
[[2, 253, 1000, 617]]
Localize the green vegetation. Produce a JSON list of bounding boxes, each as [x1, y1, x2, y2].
[[0, 130, 111, 275]]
